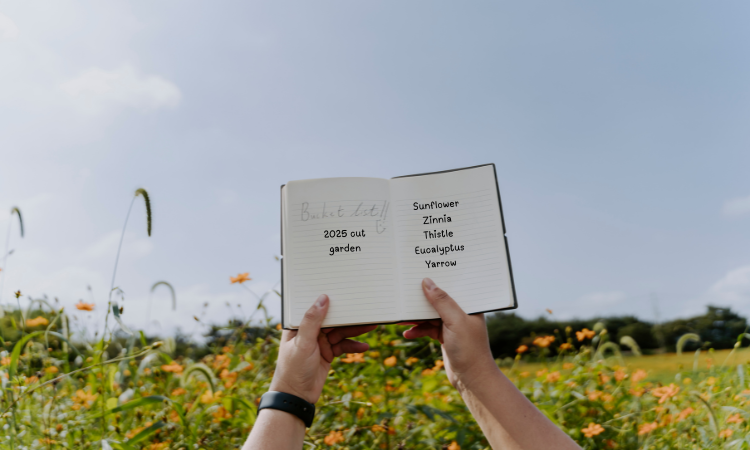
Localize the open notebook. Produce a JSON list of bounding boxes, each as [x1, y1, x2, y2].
[[280, 164, 517, 329]]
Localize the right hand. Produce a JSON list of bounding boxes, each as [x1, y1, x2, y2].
[[401, 278, 498, 390]]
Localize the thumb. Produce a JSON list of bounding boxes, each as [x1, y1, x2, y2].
[[297, 294, 329, 346], [422, 278, 465, 326]]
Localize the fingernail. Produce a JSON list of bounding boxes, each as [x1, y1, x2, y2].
[[423, 278, 436, 290], [316, 294, 329, 308]]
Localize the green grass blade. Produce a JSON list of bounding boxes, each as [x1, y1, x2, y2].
[[677, 333, 701, 356], [150, 281, 176, 310], [8, 331, 44, 380], [126, 421, 165, 445], [91, 396, 170, 420]]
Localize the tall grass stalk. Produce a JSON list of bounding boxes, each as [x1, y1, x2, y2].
[[1, 207, 24, 309]]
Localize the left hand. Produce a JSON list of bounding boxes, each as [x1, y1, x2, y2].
[[269, 294, 377, 403]]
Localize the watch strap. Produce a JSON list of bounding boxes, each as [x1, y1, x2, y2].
[[258, 391, 315, 427]]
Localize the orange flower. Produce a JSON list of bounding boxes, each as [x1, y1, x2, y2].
[[433, 360, 444, 370], [563, 363, 575, 370], [559, 343, 572, 351], [230, 272, 251, 284], [421, 368, 435, 376], [405, 357, 419, 366], [171, 388, 187, 396], [629, 387, 645, 397], [516, 345, 529, 354], [546, 371, 561, 383], [200, 390, 222, 404], [447, 441, 461, 450], [71, 389, 98, 409], [599, 372, 611, 384], [384, 356, 397, 367], [75, 301, 95, 311], [676, 407, 694, 422], [638, 422, 658, 435], [533, 336, 555, 348], [726, 413, 744, 424], [581, 423, 605, 438], [45, 366, 59, 374], [161, 362, 184, 374], [356, 407, 365, 419], [369, 351, 381, 358], [0, 356, 10, 366], [651, 383, 679, 404], [324, 430, 344, 445], [276, 323, 282, 330], [341, 353, 365, 363], [546, 308, 553, 314], [371, 424, 386, 433], [576, 328, 596, 341], [220, 369, 238, 388], [26, 316, 49, 327], [587, 390, 602, 401], [212, 406, 232, 423], [631, 369, 647, 383], [519, 371, 530, 378], [720, 429, 734, 439]]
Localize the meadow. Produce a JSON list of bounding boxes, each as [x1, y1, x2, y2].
[[2, 191, 750, 449]]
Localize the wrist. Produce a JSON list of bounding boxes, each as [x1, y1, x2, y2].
[[453, 357, 500, 394], [268, 381, 318, 404]]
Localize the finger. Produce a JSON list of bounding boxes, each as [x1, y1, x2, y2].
[[319, 331, 334, 363], [422, 278, 465, 326], [398, 321, 425, 326], [297, 295, 330, 347], [281, 329, 298, 343], [403, 323, 441, 342], [327, 324, 378, 345], [332, 339, 370, 356], [322, 328, 334, 334]]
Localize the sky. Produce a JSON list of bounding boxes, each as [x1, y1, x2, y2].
[[1, 1, 749, 341]]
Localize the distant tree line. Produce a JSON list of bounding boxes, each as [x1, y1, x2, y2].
[[486, 306, 749, 358]]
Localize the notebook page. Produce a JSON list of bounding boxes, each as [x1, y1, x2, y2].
[[390, 165, 514, 320], [283, 178, 399, 328]]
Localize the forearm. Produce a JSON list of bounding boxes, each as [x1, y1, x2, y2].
[[456, 363, 580, 450], [243, 408, 306, 450]]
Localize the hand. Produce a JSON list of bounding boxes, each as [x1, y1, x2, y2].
[[270, 294, 377, 403], [402, 278, 497, 390]]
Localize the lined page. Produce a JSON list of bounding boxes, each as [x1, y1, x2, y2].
[[283, 178, 399, 328], [390, 165, 513, 320]]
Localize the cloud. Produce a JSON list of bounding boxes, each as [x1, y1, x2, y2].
[[722, 195, 750, 217], [0, 13, 19, 40], [706, 265, 750, 309], [60, 65, 181, 113]]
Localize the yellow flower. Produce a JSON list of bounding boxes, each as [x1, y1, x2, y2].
[[341, 353, 365, 363], [519, 371, 530, 378], [516, 345, 528, 354], [638, 422, 658, 435], [26, 316, 49, 327], [576, 328, 596, 341], [682, 377, 692, 385], [161, 362, 184, 374], [581, 423, 605, 438], [447, 441, 461, 450], [45, 366, 59, 374], [384, 356, 397, 367], [230, 272, 251, 284], [720, 429, 734, 439], [276, 323, 282, 330], [75, 301, 95, 311], [324, 430, 344, 445], [71, 389, 98, 409], [706, 376, 717, 386], [562, 363, 575, 370], [369, 351, 380, 358], [651, 383, 679, 404]]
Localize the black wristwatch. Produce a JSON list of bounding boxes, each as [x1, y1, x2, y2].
[[258, 391, 316, 427]]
